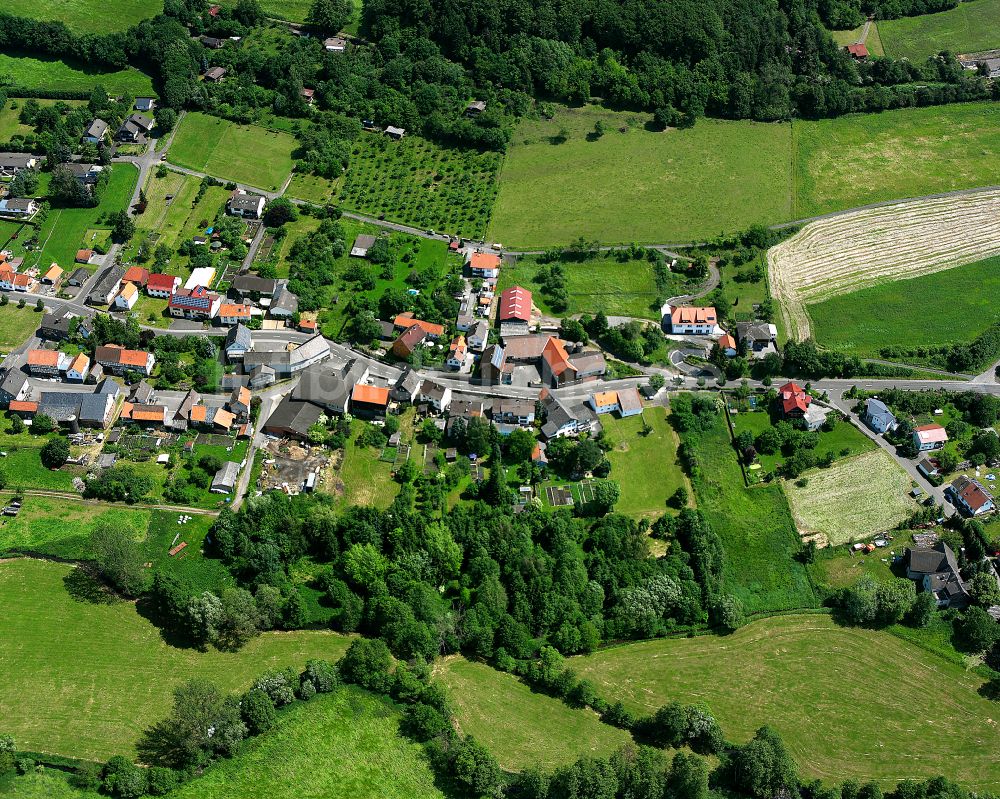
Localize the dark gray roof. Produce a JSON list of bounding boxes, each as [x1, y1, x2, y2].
[[265, 396, 323, 436], [0, 369, 29, 398], [0, 153, 35, 169], [228, 191, 265, 211], [908, 543, 959, 576], [2, 198, 35, 211], [293, 366, 351, 410], [865, 398, 893, 417], [38, 390, 111, 423], [68, 267, 91, 285], [269, 285, 299, 316], [211, 461, 241, 491], [130, 381, 154, 404], [226, 323, 253, 351], [84, 119, 108, 139], [231, 275, 278, 295], [88, 265, 126, 302]]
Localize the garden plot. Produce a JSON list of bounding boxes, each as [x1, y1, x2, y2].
[[783, 450, 917, 546], [769, 189, 1000, 341]]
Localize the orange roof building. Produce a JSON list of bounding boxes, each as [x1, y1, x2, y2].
[[212, 408, 235, 430], [27, 349, 60, 369], [42, 264, 63, 284], [219, 303, 252, 321], [718, 333, 737, 352], [75, 249, 94, 263], [351, 384, 389, 419], [469, 251, 501, 276], [778, 381, 810, 417], [189, 405, 209, 423], [121, 266, 149, 286], [392, 313, 444, 338], [8, 400, 38, 415]]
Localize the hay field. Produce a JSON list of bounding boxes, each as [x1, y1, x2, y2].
[[768, 188, 1000, 340], [784, 450, 917, 545], [573, 613, 1000, 789]]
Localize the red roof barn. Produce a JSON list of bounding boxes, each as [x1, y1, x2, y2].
[[499, 285, 532, 323]]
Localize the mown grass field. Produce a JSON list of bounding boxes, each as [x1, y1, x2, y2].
[[495, 252, 686, 320], [491, 102, 1000, 247], [573, 614, 1000, 789], [0, 558, 351, 760], [336, 421, 405, 510], [792, 102, 1000, 218], [0, 53, 154, 96], [489, 105, 793, 247], [784, 450, 918, 545], [30, 163, 138, 270], [167, 112, 296, 191], [170, 688, 444, 799], [5, 0, 161, 32], [807, 255, 1000, 358], [0, 305, 46, 351], [603, 410, 691, 520], [436, 657, 632, 770], [684, 409, 817, 613], [829, 23, 885, 55], [0, 496, 150, 560], [879, 0, 1000, 60]]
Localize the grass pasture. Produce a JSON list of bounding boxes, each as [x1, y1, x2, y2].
[[807, 255, 1000, 358], [879, 0, 1000, 60], [573, 613, 1000, 789], [829, 23, 885, 55], [684, 409, 817, 613], [436, 657, 632, 770], [0, 52, 154, 96], [0, 558, 351, 760], [167, 112, 296, 191], [792, 102, 1000, 219], [169, 688, 444, 799], [0, 305, 47, 351], [784, 450, 918, 545], [489, 105, 793, 247], [495, 252, 685, 320], [603, 410, 691, 519], [5, 0, 161, 32], [31, 163, 138, 270]]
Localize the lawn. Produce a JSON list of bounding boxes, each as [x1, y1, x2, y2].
[[331, 133, 502, 239], [0, 558, 352, 761], [138, 169, 206, 250], [435, 657, 632, 771], [0, 419, 82, 491], [167, 112, 296, 191], [141, 510, 232, 593], [828, 23, 885, 55], [0, 496, 150, 561], [784, 450, 918, 546], [30, 163, 138, 270], [0, 99, 88, 142], [683, 408, 817, 613], [0, 52, 154, 96], [337, 422, 404, 510], [0, 305, 46, 351], [495, 252, 689, 320], [5, 0, 162, 32], [602, 410, 691, 520], [169, 688, 444, 799], [791, 102, 1000, 218], [286, 172, 338, 204], [489, 105, 793, 247], [574, 613, 1000, 789], [879, 0, 1000, 60], [807, 255, 1000, 358]]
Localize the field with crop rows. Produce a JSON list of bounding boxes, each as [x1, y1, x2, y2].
[[768, 188, 1000, 341], [334, 134, 501, 239], [783, 450, 918, 546]]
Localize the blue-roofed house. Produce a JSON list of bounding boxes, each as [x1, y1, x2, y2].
[[864, 398, 898, 434]]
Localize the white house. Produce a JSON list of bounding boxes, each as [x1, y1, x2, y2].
[[226, 190, 266, 219], [950, 475, 996, 517], [418, 382, 452, 412], [114, 282, 139, 310], [864, 398, 898, 434], [913, 423, 948, 452], [662, 304, 720, 335], [82, 118, 109, 144], [64, 353, 91, 382], [0, 198, 38, 218], [146, 273, 180, 298], [467, 319, 489, 352]]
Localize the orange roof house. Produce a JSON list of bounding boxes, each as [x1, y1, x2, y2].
[[27, 349, 60, 369], [352, 384, 390, 406], [392, 324, 427, 359], [846, 42, 869, 58], [469, 251, 501, 275], [121, 266, 149, 286], [189, 405, 209, 423], [212, 408, 235, 430], [219, 303, 252, 320], [392, 313, 444, 338], [718, 333, 737, 353], [8, 400, 38, 415], [76, 249, 94, 263], [42, 264, 63, 284], [778, 381, 810, 417], [541, 336, 572, 378]]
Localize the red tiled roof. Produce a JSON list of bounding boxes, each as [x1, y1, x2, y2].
[[392, 313, 444, 337], [9, 401, 38, 413], [393, 324, 426, 357], [718, 333, 737, 350], [219, 303, 251, 318], [778, 381, 810, 415], [541, 337, 572, 377], [352, 384, 389, 406], [28, 349, 60, 367], [847, 43, 869, 57], [147, 273, 179, 292], [671, 306, 717, 326], [190, 405, 208, 422], [76, 249, 93, 263], [957, 477, 993, 512], [122, 266, 149, 285], [469, 251, 501, 272], [499, 285, 532, 322]]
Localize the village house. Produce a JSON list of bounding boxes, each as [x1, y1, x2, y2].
[[465, 100, 487, 117], [38, 383, 119, 429], [116, 113, 154, 143], [846, 42, 869, 59], [169, 286, 221, 320], [906, 543, 970, 608], [75, 250, 93, 265], [263, 396, 324, 440], [294, 359, 369, 416], [0, 198, 38, 218], [38, 310, 78, 341], [0, 153, 38, 177], [467, 319, 489, 352], [211, 462, 241, 494], [663, 304, 720, 335], [778, 381, 810, 419], [268, 285, 299, 320], [447, 335, 468, 369], [41, 264, 63, 285], [351, 384, 390, 420], [230, 275, 278, 299], [88, 266, 126, 305], [491, 397, 534, 427], [114, 281, 140, 310], [913, 423, 948, 452], [227, 385, 252, 420], [540, 338, 607, 387], [588, 389, 641, 417], [226, 190, 266, 219], [217, 303, 252, 326], [200, 35, 224, 48], [64, 353, 90, 383], [949, 475, 995, 517], [418, 382, 452, 412], [479, 344, 510, 385], [82, 118, 109, 144], [135, 97, 157, 113], [94, 345, 155, 377], [0, 369, 30, 406], [717, 333, 738, 357], [539, 390, 599, 440], [185, 267, 217, 291], [392, 367, 423, 404], [300, 87, 315, 105], [204, 66, 227, 82], [469, 251, 501, 279], [225, 323, 254, 359], [498, 285, 531, 337], [393, 313, 444, 339], [65, 163, 103, 185], [146, 273, 180, 298], [393, 324, 427, 359], [241, 335, 330, 382], [863, 398, 898, 434], [323, 36, 348, 51], [26, 349, 61, 377], [121, 266, 149, 287], [120, 402, 168, 427]]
